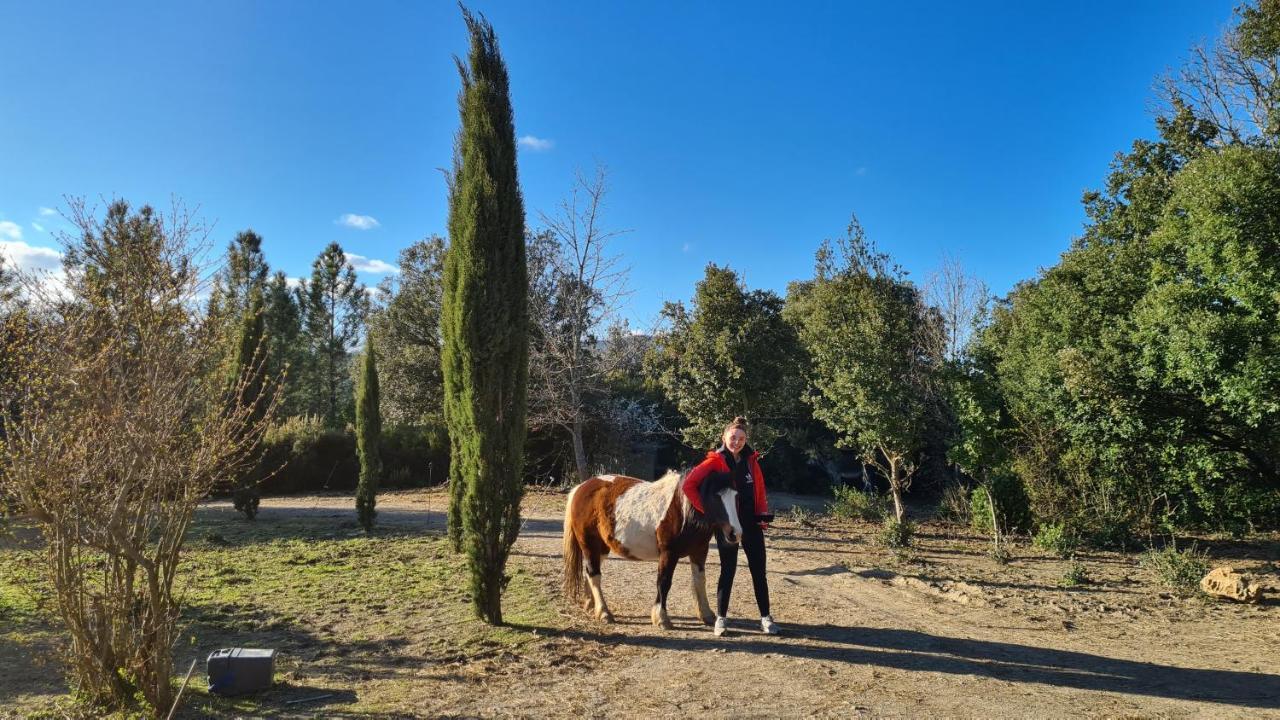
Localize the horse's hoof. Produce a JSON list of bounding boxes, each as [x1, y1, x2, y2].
[[660, 618, 674, 630], [699, 614, 716, 626], [598, 609, 614, 623]]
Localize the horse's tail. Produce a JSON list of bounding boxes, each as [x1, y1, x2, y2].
[[562, 483, 585, 602]]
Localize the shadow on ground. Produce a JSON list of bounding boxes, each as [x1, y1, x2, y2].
[[511, 620, 1280, 711]]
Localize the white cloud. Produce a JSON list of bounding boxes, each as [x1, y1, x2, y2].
[[518, 135, 554, 152], [285, 276, 303, 289], [345, 252, 397, 274], [0, 239, 69, 300], [38, 207, 57, 217], [681, 242, 691, 253], [336, 213, 380, 230], [0, 221, 22, 242], [0, 239, 62, 273], [31, 222, 45, 233]]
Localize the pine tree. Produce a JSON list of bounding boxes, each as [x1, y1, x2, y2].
[[208, 230, 269, 382], [442, 6, 529, 624], [299, 242, 368, 426], [263, 271, 305, 417], [355, 344, 382, 531], [229, 286, 269, 519]]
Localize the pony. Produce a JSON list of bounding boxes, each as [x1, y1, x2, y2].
[[562, 470, 743, 629]]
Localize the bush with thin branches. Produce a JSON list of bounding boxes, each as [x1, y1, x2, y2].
[[0, 199, 277, 715]]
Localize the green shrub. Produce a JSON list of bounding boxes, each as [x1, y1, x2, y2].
[[970, 476, 1032, 535], [1083, 515, 1135, 551], [381, 421, 450, 487], [830, 485, 888, 522], [1033, 522, 1079, 558], [1060, 560, 1090, 587], [989, 543, 1012, 565], [878, 516, 914, 548], [786, 504, 818, 528], [1141, 543, 1210, 595], [937, 481, 971, 523], [242, 416, 451, 496]]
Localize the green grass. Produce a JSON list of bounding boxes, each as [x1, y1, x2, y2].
[[1, 509, 566, 718]]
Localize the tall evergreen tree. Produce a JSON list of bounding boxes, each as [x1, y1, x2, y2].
[[442, 6, 529, 624], [263, 271, 306, 417], [228, 286, 269, 519], [208, 231, 269, 377], [299, 242, 368, 426], [369, 236, 446, 425], [355, 344, 382, 532]]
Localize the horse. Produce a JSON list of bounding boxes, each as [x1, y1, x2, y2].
[[562, 470, 743, 629]]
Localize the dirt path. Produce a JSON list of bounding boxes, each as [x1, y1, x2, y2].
[[210, 490, 1280, 719]]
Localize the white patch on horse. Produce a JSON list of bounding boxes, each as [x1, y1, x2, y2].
[[719, 487, 744, 542], [597, 474, 617, 483], [612, 473, 679, 561]]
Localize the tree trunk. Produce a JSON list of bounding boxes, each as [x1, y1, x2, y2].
[[889, 455, 905, 521], [571, 414, 589, 483]]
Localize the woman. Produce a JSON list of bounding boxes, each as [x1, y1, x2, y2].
[[681, 417, 779, 636]]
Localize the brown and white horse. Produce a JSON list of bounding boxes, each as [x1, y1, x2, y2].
[[562, 470, 743, 629]]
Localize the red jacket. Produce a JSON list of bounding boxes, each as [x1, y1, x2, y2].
[[682, 449, 769, 517]]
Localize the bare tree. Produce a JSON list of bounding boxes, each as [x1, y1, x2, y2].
[[1158, 2, 1280, 145], [527, 166, 633, 482], [0, 199, 277, 715], [925, 253, 989, 363]]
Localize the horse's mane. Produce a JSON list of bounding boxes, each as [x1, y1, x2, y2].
[[660, 468, 714, 534]]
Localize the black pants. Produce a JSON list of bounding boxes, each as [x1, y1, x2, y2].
[[714, 523, 769, 617]]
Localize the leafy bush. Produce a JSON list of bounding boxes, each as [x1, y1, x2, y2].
[[1060, 560, 1090, 587], [970, 475, 1031, 535], [1033, 522, 1079, 558], [830, 485, 889, 522], [252, 416, 449, 495], [1141, 543, 1210, 595], [878, 516, 914, 548]]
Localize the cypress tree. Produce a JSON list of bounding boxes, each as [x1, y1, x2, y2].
[[355, 344, 382, 532], [442, 6, 529, 624]]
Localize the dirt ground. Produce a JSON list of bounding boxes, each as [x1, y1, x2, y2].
[[204, 488, 1280, 719]]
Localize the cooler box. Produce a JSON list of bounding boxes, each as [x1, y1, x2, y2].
[[207, 648, 276, 695]]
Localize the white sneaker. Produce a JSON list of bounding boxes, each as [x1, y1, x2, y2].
[[761, 615, 780, 635], [713, 616, 727, 637]]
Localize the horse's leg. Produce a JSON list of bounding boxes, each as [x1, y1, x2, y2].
[[650, 551, 677, 630], [687, 540, 716, 625], [585, 542, 613, 623]]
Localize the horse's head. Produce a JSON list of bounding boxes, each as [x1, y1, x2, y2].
[[697, 472, 744, 545]]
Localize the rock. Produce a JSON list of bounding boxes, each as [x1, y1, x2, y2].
[[1200, 566, 1264, 603]]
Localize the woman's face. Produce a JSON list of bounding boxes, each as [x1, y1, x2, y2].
[[723, 428, 747, 454]]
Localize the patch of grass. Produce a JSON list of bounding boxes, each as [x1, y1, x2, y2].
[[830, 486, 889, 522], [1060, 560, 1090, 587], [2, 509, 566, 718], [1141, 543, 1210, 595]]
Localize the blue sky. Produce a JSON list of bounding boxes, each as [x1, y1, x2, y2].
[[0, 1, 1238, 326]]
